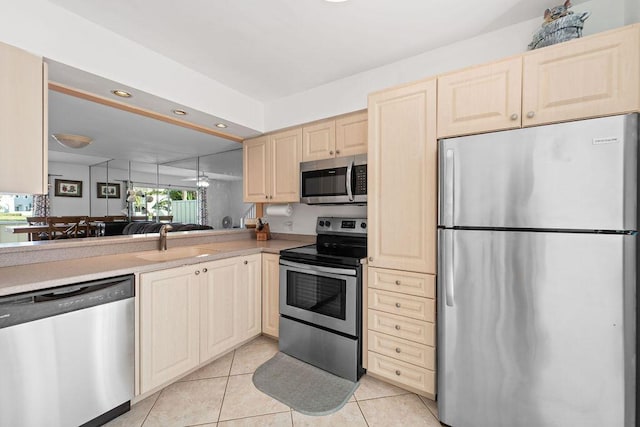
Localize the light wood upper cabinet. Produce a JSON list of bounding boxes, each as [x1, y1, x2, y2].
[[336, 111, 368, 157], [368, 79, 438, 274], [270, 128, 302, 203], [302, 112, 368, 161], [302, 120, 336, 162], [243, 130, 301, 203], [437, 57, 523, 138], [0, 41, 47, 194], [522, 25, 640, 127], [243, 136, 270, 202], [139, 265, 200, 393], [262, 253, 280, 338]]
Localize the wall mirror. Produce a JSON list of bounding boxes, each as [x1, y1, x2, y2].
[[0, 69, 255, 244]]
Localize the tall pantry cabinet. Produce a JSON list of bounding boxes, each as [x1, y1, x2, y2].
[[0, 41, 48, 194], [367, 78, 438, 397]]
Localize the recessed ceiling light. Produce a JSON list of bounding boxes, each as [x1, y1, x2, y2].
[[172, 109, 187, 116], [324, 0, 348, 2], [215, 123, 228, 128], [111, 89, 132, 98]]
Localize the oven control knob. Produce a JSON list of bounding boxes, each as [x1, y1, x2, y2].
[[319, 221, 325, 227], [360, 222, 367, 229], [325, 220, 331, 227]]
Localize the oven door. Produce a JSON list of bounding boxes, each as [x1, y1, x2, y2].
[[279, 259, 357, 336]]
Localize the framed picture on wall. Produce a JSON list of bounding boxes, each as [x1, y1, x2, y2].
[[97, 182, 121, 198], [54, 179, 83, 197]]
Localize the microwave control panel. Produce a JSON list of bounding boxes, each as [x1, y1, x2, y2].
[[353, 165, 367, 195]]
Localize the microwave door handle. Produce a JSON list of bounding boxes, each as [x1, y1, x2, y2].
[[346, 161, 354, 201]]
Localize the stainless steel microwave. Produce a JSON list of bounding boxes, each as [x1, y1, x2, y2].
[[300, 154, 367, 205]]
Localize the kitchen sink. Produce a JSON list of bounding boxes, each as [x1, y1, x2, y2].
[[135, 246, 217, 262]]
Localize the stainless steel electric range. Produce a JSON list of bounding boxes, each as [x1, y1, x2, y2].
[[279, 217, 367, 382]]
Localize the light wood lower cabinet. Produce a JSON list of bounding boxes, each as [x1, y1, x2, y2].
[[139, 265, 201, 393], [261, 253, 280, 338], [367, 267, 436, 397], [139, 254, 261, 394]]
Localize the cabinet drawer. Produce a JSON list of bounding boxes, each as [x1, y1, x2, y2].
[[368, 289, 434, 321], [369, 268, 435, 298], [368, 330, 434, 369], [368, 310, 434, 346], [367, 351, 435, 395]]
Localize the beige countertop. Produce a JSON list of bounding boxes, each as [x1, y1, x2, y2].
[[0, 238, 308, 297]]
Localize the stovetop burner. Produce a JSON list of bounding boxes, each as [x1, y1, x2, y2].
[[280, 217, 367, 267]]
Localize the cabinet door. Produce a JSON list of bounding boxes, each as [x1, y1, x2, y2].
[[437, 58, 522, 138], [261, 253, 280, 338], [238, 254, 262, 341], [243, 135, 270, 202], [0, 41, 47, 194], [270, 128, 302, 203], [336, 111, 368, 156], [523, 25, 640, 127], [140, 266, 200, 393], [199, 257, 241, 361], [302, 120, 336, 161], [368, 79, 438, 274]]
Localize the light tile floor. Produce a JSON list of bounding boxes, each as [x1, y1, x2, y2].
[[106, 336, 440, 427]]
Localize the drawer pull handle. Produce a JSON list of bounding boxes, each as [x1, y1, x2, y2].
[[329, 150, 334, 155], [336, 150, 340, 154], [395, 280, 401, 285], [195, 270, 200, 275], [395, 325, 401, 330], [202, 268, 208, 273], [395, 347, 401, 353], [265, 195, 269, 199], [510, 113, 518, 121], [395, 303, 401, 308], [244, 260, 248, 265], [368, 257, 373, 262], [526, 111, 535, 119], [395, 370, 401, 376]]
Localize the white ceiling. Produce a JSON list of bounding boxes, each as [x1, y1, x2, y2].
[[49, 0, 581, 102]]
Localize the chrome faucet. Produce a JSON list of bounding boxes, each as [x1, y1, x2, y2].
[[159, 224, 173, 251]]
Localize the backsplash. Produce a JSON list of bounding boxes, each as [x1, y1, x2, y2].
[[264, 203, 367, 235]]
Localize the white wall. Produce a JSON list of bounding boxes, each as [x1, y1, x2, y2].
[[48, 162, 91, 216], [264, 0, 627, 130], [627, 0, 640, 24], [0, 1, 264, 131]]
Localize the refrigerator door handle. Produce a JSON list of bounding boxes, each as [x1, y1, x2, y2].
[[443, 149, 455, 227], [444, 229, 454, 307]]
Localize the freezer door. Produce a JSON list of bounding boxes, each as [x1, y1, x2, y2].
[[439, 114, 638, 231], [437, 229, 636, 427]]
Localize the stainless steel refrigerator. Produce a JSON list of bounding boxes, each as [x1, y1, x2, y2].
[[437, 114, 638, 427]]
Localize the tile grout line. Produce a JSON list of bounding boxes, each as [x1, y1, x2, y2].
[[216, 349, 237, 424], [139, 388, 163, 427], [355, 399, 371, 427], [213, 410, 292, 425]]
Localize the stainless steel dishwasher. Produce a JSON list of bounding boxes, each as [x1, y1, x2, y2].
[[0, 274, 135, 427]]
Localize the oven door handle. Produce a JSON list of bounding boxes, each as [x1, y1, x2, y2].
[[279, 259, 357, 277]]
